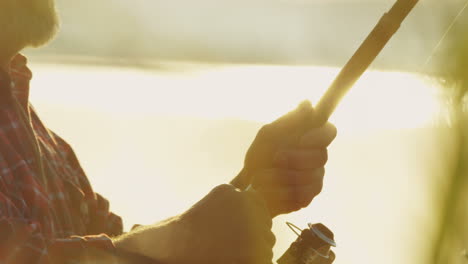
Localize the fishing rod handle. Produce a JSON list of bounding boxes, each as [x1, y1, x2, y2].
[[314, 0, 419, 126], [233, 0, 420, 191]]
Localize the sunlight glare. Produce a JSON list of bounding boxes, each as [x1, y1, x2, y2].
[[30, 63, 441, 134]]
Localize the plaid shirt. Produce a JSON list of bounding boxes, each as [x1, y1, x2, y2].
[[0, 54, 124, 263]]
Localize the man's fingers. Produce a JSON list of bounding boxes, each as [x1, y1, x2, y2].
[[258, 184, 323, 215], [263, 184, 323, 204], [259, 235, 275, 263], [230, 230, 274, 264], [254, 168, 325, 187], [329, 250, 336, 262], [266, 100, 314, 133], [244, 189, 273, 228], [275, 149, 328, 169], [318, 250, 336, 264], [300, 122, 337, 148]]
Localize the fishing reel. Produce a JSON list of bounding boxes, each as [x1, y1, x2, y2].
[[278, 222, 336, 264]]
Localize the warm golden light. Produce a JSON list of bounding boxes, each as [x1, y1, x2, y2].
[[29, 63, 444, 264], [31, 63, 441, 132]]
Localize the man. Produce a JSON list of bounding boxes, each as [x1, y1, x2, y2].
[[0, 0, 337, 263]]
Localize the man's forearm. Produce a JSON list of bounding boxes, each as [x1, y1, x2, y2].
[[112, 248, 162, 264], [113, 216, 187, 263], [71, 246, 160, 264]]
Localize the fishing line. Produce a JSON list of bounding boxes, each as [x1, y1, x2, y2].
[[420, 0, 468, 73]]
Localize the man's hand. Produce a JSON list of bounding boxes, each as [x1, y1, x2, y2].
[[114, 184, 275, 264], [316, 251, 336, 264], [231, 101, 337, 217]]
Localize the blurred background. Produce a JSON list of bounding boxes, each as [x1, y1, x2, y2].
[[28, 0, 464, 70], [23, 0, 468, 263]]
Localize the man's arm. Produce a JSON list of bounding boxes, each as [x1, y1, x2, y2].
[[114, 102, 336, 264], [0, 192, 140, 264], [113, 216, 180, 263], [113, 184, 275, 264], [63, 245, 160, 264]]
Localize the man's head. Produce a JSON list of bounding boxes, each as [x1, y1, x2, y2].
[[0, 0, 59, 55]]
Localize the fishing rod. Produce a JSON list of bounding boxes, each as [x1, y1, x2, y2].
[[236, 0, 420, 189], [276, 1, 420, 263], [240, 0, 421, 263], [313, 0, 419, 126]]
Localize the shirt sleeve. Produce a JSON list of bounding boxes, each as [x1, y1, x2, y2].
[[0, 192, 120, 264], [0, 112, 124, 263], [55, 134, 123, 237]]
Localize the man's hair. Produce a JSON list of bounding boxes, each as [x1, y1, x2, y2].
[[0, 0, 60, 51]]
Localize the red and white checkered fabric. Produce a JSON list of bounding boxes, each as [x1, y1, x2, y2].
[[0, 54, 123, 263]]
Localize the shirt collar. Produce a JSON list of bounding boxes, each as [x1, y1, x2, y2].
[[0, 54, 33, 109]]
